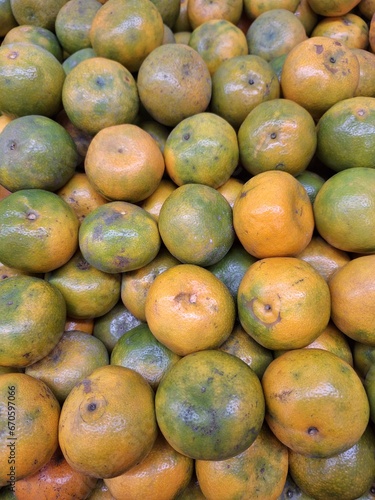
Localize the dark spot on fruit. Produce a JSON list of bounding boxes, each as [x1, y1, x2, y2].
[[118, 147, 124, 153], [8, 140, 16, 151], [329, 56, 336, 63], [357, 108, 366, 117], [314, 44, 324, 54], [77, 258, 90, 271], [114, 256, 130, 268], [286, 489, 294, 498], [307, 426, 319, 435], [182, 63, 190, 76], [275, 163, 285, 170], [26, 210, 38, 221], [183, 133, 190, 140], [274, 389, 294, 402], [201, 386, 206, 393], [82, 379, 91, 393], [248, 78, 255, 85], [87, 402, 97, 412], [23, 352, 31, 358], [270, 132, 277, 139], [264, 304, 271, 311], [8, 51, 18, 60], [7, 301, 13, 306], [96, 76, 105, 87]]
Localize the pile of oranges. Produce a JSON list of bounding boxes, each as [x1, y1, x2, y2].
[[0, 0, 375, 498]]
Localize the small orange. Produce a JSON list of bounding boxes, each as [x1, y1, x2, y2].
[[188, 19, 248, 75], [155, 349, 265, 460], [140, 178, 177, 222], [359, 0, 375, 20], [281, 36, 360, 120], [55, 109, 93, 163], [62, 47, 97, 75], [2, 24, 63, 61], [246, 8, 307, 62], [104, 432, 193, 500], [243, 0, 300, 19], [173, 0, 191, 32], [238, 98, 317, 177], [145, 264, 236, 356], [306, 0, 361, 16], [58, 364, 158, 478], [62, 57, 139, 136], [0, 261, 35, 281], [84, 124, 165, 203], [164, 112, 239, 189], [0, 0, 17, 37], [295, 169, 325, 204], [196, 424, 288, 500], [137, 43, 212, 127], [353, 48, 375, 97], [0, 372, 60, 485], [237, 257, 331, 350], [216, 176, 244, 208], [89, 0, 164, 73], [151, 0, 181, 28], [294, 0, 319, 35], [329, 255, 375, 346], [158, 183, 234, 266], [9, 0, 68, 31], [262, 348, 369, 458], [210, 54, 280, 130], [0, 189, 79, 274], [311, 12, 369, 50], [138, 118, 171, 153], [354, 341, 375, 379], [0, 114, 12, 133], [173, 31, 192, 44], [233, 170, 314, 258], [65, 317, 94, 334], [187, 0, 243, 29]]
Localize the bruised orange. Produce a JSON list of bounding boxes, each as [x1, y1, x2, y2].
[[311, 12, 369, 50], [2, 25, 63, 61]]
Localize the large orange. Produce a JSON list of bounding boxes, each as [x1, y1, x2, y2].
[[306, 0, 361, 16], [9, 0, 68, 30], [58, 365, 158, 478], [2, 25, 63, 62], [233, 170, 314, 258], [243, 0, 300, 19], [237, 257, 331, 350], [262, 348, 369, 458], [311, 12, 369, 50], [150, 0, 181, 28]]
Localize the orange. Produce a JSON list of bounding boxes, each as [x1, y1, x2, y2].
[[188, 19, 248, 75], [151, 0, 181, 28], [164, 112, 239, 188], [0, 261, 35, 281], [173, 31, 192, 44], [79, 201, 161, 274], [295, 170, 325, 204], [141, 178, 177, 222], [57, 172, 108, 225], [104, 432, 193, 500], [9, 0, 68, 31], [65, 317, 94, 334], [93, 301, 143, 353], [110, 323, 180, 390], [0, 0, 17, 37], [311, 12, 369, 50], [145, 264, 236, 356], [14, 447, 98, 500], [238, 257, 331, 350], [173, 0, 191, 32], [210, 54, 280, 130], [246, 9, 307, 62], [84, 123, 165, 203], [262, 348, 369, 458], [196, 423, 288, 500], [243, 0, 300, 19], [46, 250, 121, 319], [316, 96, 375, 172], [269, 53, 287, 82], [313, 168, 375, 253], [353, 48, 375, 97], [329, 255, 375, 345], [55, 0, 101, 55], [306, 0, 361, 16], [89, 0, 164, 73], [294, 0, 319, 35], [295, 235, 351, 282], [216, 176, 244, 208], [62, 57, 139, 137], [219, 323, 274, 378], [62, 47, 97, 75], [365, 364, 375, 424], [58, 364, 158, 478], [158, 183, 234, 266], [0, 372, 60, 485], [25, 330, 109, 403], [0, 42, 65, 118], [233, 170, 314, 258], [354, 342, 375, 379], [155, 349, 265, 460], [281, 36, 360, 120], [359, 0, 375, 19], [2, 25, 63, 61], [187, 0, 243, 29], [138, 118, 171, 153], [0, 275, 66, 367], [0, 115, 78, 193], [370, 12, 375, 53], [137, 43, 212, 127], [55, 109, 93, 163], [120, 246, 180, 322], [0, 188, 79, 274], [238, 98, 317, 177], [0, 114, 12, 133], [288, 425, 375, 500]]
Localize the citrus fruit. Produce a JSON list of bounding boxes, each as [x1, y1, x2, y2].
[[89, 0, 164, 73], [104, 433, 193, 500], [316, 96, 375, 172], [0, 372, 60, 485], [150, 0, 181, 28], [0, 275, 66, 367], [145, 264, 236, 356], [0, 42, 65, 118], [58, 364, 158, 478], [137, 43, 212, 127], [246, 8, 307, 62], [238, 257, 331, 350], [84, 123, 165, 203], [9, 0, 68, 30], [311, 12, 369, 50], [62, 47, 97, 75], [65, 317, 94, 335], [155, 349, 265, 460], [187, 0, 243, 29], [295, 170, 325, 204], [210, 54, 280, 130], [173, 31, 192, 44], [262, 348, 370, 458], [288, 425, 375, 500], [278, 474, 315, 500], [158, 183, 234, 266], [238, 98, 317, 177], [354, 342, 375, 379], [196, 423, 288, 500], [281, 36, 360, 120], [0, 188, 79, 274], [173, 0, 190, 32], [313, 167, 375, 254], [306, 0, 361, 16], [365, 364, 375, 424], [110, 323, 180, 390], [353, 48, 375, 98], [243, 0, 300, 18], [0, 115, 78, 193], [359, 0, 375, 19], [140, 178, 177, 222], [233, 170, 314, 258], [0, 0, 17, 37], [79, 201, 161, 274], [164, 112, 239, 189], [294, 0, 319, 35], [216, 176, 244, 208], [138, 118, 171, 154], [2, 24, 63, 61], [62, 57, 139, 137], [188, 19, 248, 75], [54, 108, 93, 163]]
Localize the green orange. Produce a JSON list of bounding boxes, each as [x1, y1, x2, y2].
[[2, 25, 63, 61]]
